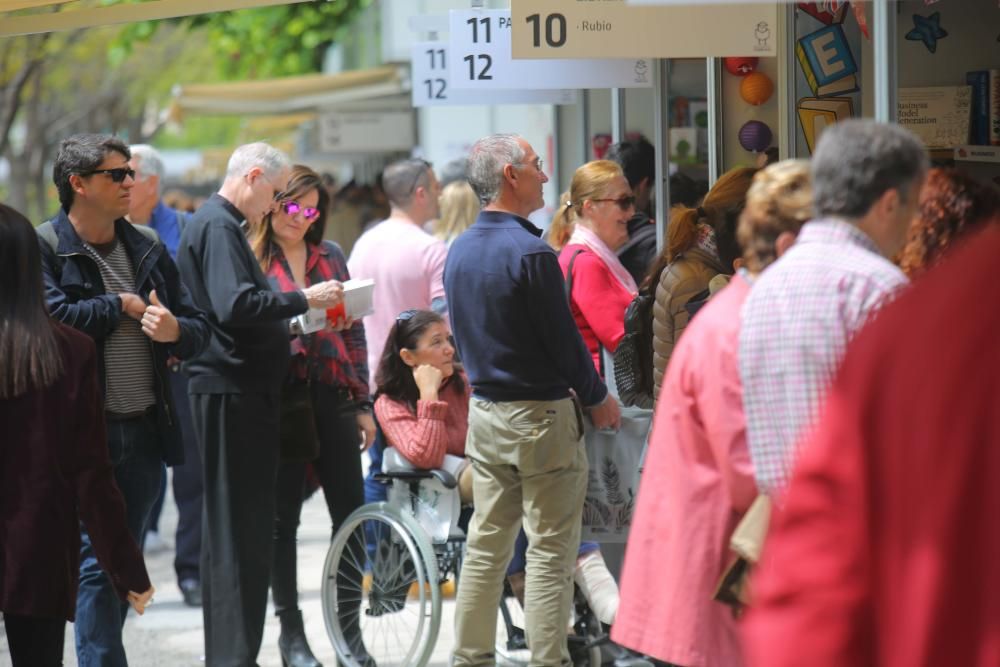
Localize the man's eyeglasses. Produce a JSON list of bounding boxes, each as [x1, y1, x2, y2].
[[256, 172, 284, 201], [80, 168, 135, 183], [281, 200, 320, 221], [591, 195, 636, 212], [513, 157, 544, 173], [405, 159, 433, 197]]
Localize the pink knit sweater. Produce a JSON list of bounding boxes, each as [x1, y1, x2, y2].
[[374, 374, 471, 469]]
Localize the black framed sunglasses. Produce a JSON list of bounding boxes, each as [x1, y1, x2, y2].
[[405, 159, 433, 197], [591, 195, 636, 212], [396, 309, 418, 325], [80, 168, 135, 183]]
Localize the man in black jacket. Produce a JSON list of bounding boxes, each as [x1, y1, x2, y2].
[[176, 142, 344, 667], [608, 137, 658, 285], [608, 137, 708, 286], [39, 133, 210, 667]]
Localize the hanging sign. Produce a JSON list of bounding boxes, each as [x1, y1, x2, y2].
[[411, 42, 578, 107], [448, 9, 652, 90], [511, 0, 777, 59], [318, 111, 414, 153]]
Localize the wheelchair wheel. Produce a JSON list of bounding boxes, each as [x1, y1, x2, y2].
[[322, 502, 441, 667]]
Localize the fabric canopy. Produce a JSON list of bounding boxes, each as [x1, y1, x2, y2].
[[171, 65, 411, 117], [0, 0, 308, 37]]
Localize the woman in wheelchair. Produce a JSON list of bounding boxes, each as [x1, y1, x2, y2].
[[373, 309, 474, 506], [374, 310, 620, 627]]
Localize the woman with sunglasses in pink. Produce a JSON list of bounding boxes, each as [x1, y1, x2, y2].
[[248, 165, 376, 667], [559, 160, 638, 374], [556, 160, 638, 628]]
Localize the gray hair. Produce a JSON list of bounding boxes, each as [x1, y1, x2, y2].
[[382, 158, 433, 208], [467, 134, 526, 206], [225, 142, 290, 180], [812, 119, 928, 220], [438, 157, 469, 188], [129, 144, 164, 184]]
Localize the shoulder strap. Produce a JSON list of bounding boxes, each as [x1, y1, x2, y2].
[[36, 219, 59, 253], [563, 248, 605, 377], [132, 223, 160, 244], [564, 248, 586, 303]]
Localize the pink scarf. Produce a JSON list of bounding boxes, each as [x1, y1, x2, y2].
[[568, 224, 638, 295]]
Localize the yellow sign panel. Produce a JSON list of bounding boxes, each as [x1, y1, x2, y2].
[[511, 0, 777, 59]]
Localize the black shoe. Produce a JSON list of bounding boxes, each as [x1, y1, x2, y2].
[[278, 610, 323, 667], [179, 578, 202, 607]]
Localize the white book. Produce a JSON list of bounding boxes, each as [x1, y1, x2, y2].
[[293, 278, 376, 334], [898, 86, 973, 149]]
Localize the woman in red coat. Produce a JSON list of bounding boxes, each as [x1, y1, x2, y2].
[[0, 204, 152, 666]]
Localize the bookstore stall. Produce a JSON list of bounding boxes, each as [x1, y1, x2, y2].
[[785, 0, 999, 189]]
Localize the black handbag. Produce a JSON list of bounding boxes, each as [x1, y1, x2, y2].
[[279, 381, 320, 462]]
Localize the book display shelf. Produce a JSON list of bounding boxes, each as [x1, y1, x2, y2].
[[893, 0, 1000, 187]]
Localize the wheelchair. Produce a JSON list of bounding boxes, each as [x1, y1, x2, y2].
[[321, 447, 606, 667]]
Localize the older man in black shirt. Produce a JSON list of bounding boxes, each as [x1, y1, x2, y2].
[[177, 142, 343, 667]]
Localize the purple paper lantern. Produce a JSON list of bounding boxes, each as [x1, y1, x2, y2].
[[738, 120, 773, 153]]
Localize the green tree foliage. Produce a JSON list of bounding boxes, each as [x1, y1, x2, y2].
[[116, 0, 372, 79]]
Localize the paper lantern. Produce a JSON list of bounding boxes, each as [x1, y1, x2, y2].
[[724, 57, 758, 76], [738, 121, 773, 153], [740, 72, 774, 106]]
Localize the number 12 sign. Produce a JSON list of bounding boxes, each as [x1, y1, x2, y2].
[[411, 41, 578, 107], [448, 9, 652, 91]]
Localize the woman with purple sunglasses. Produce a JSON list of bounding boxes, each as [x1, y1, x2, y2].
[[249, 165, 376, 667]]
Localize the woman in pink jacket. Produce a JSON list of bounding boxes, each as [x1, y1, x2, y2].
[[612, 161, 812, 666]]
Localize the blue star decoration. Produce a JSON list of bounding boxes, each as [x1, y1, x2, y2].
[[906, 12, 948, 54]]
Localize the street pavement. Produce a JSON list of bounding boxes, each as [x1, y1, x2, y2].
[[0, 473, 459, 667]]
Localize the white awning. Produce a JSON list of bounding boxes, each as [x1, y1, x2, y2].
[[0, 0, 308, 37], [171, 65, 411, 117]]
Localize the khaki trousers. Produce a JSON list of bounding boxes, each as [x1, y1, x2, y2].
[[453, 397, 588, 667]]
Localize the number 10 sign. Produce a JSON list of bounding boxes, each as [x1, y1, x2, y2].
[[448, 9, 652, 91]]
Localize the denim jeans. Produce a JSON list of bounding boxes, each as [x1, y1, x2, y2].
[[75, 411, 162, 667]]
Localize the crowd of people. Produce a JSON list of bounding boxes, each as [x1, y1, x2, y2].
[[1, 117, 999, 667]]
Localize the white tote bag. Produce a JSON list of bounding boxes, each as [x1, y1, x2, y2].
[[581, 350, 653, 542]]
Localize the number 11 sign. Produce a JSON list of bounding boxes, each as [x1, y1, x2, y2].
[[448, 9, 652, 91]]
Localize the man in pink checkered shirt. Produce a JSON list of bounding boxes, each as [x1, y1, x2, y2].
[[739, 120, 929, 497]]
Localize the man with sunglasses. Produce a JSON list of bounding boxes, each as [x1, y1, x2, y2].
[[445, 134, 621, 667], [347, 157, 448, 393], [176, 142, 345, 667], [38, 133, 211, 667]]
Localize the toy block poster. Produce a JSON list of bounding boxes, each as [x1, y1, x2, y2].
[[796, 24, 859, 97], [796, 2, 849, 25], [797, 97, 855, 153], [793, 5, 863, 157]]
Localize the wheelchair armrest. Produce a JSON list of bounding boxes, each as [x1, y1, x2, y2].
[[429, 469, 457, 489], [373, 468, 458, 489]]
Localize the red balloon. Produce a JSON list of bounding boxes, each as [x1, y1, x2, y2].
[[724, 57, 759, 76]]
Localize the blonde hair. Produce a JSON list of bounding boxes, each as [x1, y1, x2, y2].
[[435, 180, 480, 245], [568, 160, 626, 218], [547, 190, 575, 251], [738, 160, 813, 273]]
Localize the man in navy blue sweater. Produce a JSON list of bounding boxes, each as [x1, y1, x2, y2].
[[446, 133, 621, 666]]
